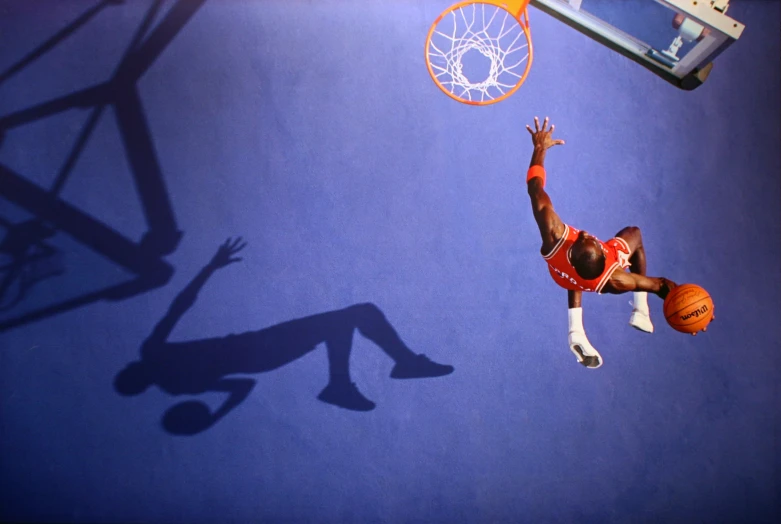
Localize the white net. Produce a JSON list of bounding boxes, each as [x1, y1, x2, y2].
[[427, 3, 531, 104]]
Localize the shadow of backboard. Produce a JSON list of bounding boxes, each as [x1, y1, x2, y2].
[[0, 0, 209, 332]]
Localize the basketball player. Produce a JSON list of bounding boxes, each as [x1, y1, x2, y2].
[[524, 117, 712, 369]]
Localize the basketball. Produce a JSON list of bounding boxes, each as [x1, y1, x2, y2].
[[663, 284, 714, 333]]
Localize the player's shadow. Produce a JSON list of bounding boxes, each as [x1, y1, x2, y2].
[[0, 0, 209, 331], [113, 239, 455, 436]]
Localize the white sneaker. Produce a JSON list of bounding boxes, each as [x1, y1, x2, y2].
[[629, 307, 654, 333], [568, 331, 603, 369]]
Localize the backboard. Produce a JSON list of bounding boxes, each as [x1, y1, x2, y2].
[[530, 0, 745, 89]]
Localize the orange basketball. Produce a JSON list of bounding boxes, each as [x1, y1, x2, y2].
[[663, 283, 714, 333]]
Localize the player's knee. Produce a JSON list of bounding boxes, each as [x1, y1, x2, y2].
[[347, 302, 383, 319], [348, 303, 386, 334], [620, 225, 643, 245], [633, 226, 644, 246]]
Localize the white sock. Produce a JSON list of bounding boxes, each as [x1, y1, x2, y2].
[[633, 292, 649, 314], [568, 307, 584, 333]]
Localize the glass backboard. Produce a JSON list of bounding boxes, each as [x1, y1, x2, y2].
[[529, 0, 745, 89]]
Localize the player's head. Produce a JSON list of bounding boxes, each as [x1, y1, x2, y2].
[[114, 361, 154, 396], [569, 230, 606, 280]]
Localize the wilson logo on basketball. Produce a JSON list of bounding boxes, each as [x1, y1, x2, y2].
[[680, 304, 709, 320]]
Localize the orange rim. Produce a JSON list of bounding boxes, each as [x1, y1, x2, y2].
[[425, 1, 533, 106]]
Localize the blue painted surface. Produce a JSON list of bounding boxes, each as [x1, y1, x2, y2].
[[1, 1, 779, 522]]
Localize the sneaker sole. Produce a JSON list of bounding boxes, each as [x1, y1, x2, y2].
[[570, 344, 602, 369]]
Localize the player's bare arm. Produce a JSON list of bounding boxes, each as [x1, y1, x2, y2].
[[526, 117, 565, 252], [602, 270, 677, 299], [567, 289, 581, 308], [604, 271, 713, 335]]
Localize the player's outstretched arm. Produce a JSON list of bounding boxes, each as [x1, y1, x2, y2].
[[526, 117, 565, 249], [146, 237, 246, 344], [603, 271, 677, 299]]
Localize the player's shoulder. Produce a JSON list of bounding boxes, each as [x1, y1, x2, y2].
[[541, 222, 569, 256]]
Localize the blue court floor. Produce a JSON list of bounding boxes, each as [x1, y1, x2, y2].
[[1, 1, 779, 522]]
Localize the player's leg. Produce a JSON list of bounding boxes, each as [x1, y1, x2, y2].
[[615, 226, 653, 332], [566, 290, 602, 368], [317, 303, 453, 411], [348, 302, 453, 379], [615, 226, 646, 275], [317, 321, 376, 411]]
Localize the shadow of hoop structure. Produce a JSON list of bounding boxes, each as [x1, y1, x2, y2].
[[0, 0, 209, 332]]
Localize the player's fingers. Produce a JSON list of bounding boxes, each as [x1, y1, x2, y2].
[[534, 116, 540, 130], [543, 116, 549, 130], [555, 139, 565, 146], [526, 125, 533, 135]]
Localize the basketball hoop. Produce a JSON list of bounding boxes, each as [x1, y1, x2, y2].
[[425, 0, 533, 105]]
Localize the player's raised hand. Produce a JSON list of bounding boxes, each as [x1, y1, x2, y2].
[[526, 116, 565, 151], [209, 237, 247, 268]]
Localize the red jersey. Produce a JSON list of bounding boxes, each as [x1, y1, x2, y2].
[[542, 224, 631, 293]]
